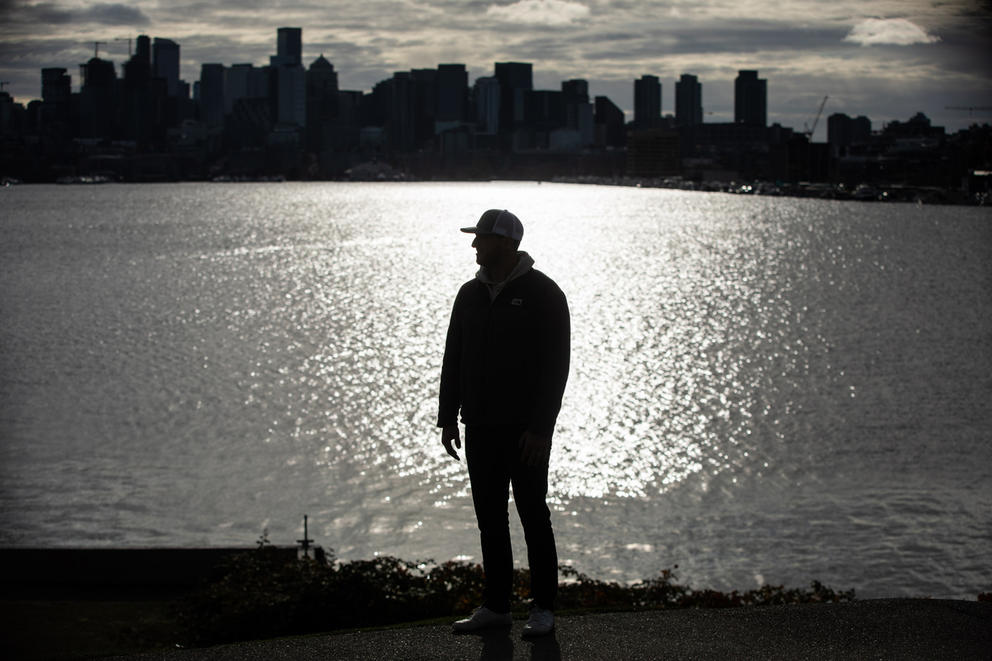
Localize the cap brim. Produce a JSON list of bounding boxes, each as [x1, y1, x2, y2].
[[460, 226, 479, 233]]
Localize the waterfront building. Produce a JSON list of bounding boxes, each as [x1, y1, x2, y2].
[[306, 55, 339, 154], [675, 73, 702, 126], [562, 79, 594, 147], [199, 63, 225, 128], [494, 62, 532, 133], [436, 64, 468, 129], [634, 75, 661, 129], [474, 76, 500, 136], [270, 28, 306, 129], [79, 57, 117, 138], [595, 95, 625, 148], [734, 70, 766, 126], [153, 38, 180, 97]]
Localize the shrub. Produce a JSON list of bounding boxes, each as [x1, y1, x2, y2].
[[175, 549, 855, 647]]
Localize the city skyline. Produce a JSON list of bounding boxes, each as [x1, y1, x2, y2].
[[1, 0, 990, 141]]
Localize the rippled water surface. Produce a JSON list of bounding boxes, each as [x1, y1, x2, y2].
[[1, 182, 990, 599]]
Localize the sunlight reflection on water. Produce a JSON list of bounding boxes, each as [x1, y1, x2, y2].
[[1, 182, 990, 599]]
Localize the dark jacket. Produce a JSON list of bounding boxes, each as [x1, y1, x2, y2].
[[437, 262, 570, 437]]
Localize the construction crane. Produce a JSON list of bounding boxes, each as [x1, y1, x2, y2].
[[804, 95, 829, 139], [115, 37, 132, 57], [92, 40, 107, 58]]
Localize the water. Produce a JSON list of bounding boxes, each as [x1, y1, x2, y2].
[[1, 181, 990, 600]]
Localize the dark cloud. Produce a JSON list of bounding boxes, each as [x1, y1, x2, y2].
[[4, 2, 150, 27]]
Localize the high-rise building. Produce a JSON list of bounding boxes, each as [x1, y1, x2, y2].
[[634, 75, 661, 129], [153, 38, 180, 97], [436, 64, 468, 124], [41, 67, 72, 129], [675, 73, 702, 126], [828, 112, 872, 152], [41, 67, 71, 107], [276, 27, 302, 66], [79, 57, 117, 138], [124, 35, 151, 83], [474, 76, 500, 135], [135, 35, 151, 64], [494, 62, 532, 131], [562, 79, 594, 146], [199, 63, 225, 128], [561, 79, 588, 104], [306, 55, 339, 153], [226, 63, 269, 113], [270, 28, 306, 128], [734, 70, 766, 126], [595, 95, 625, 148]]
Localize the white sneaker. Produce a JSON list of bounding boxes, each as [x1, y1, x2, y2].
[[452, 606, 513, 633], [522, 607, 554, 637]]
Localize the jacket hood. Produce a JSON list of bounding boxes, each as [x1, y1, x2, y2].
[[476, 251, 534, 301]]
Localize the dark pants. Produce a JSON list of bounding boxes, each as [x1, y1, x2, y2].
[[465, 424, 558, 613]]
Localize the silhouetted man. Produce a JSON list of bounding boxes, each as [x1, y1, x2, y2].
[[438, 209, 570, 637]]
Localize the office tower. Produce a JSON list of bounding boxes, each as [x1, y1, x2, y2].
[[562, 79, 593, 145], [199, 63, 225, 128], [734, 70, 766, 126], [307, 55, 339, 152], [827, 113, 872, 151], [78, 57, 117, 138], [273, 65, 306, 127], [276, 27, 302, 66], [594, 95, 625, 148], [123, 35, 151, 83], [226, 64, 269, 112], [474, 76, 500, 135], [270, 28, 306, 128], [41, 68, 71, 106], [634, 75, 661, 129], [153, 38, 180, 96], [494, 62, 532, 130], [675, 73, 702, 126], [135, 35, 151, 63], [41, 67, 72, 129], [436, 64, 468, 124], [562, 79, 589, 104]]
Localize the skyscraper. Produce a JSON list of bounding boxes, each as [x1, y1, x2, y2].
[[41, 67, 71, 128], [675, 73, 702, 126], [474, 76, 500, 135], [276, 27, 302, 66], [270, 28, 305, 128], [436, 64, 468, 124], [306, 55, 339, 153], [734, 70, 766, 126], [634, 75, 661, 129], [153, 38, 180, 97], [41, 67, 71, 107], [494, 62, 532, 131], [199, 63, 225, 128], [79, 57, 117, 138]]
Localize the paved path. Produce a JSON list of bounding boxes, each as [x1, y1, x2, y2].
[[115, 599, 990, 660]]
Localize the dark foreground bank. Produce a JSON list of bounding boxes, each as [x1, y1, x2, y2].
[[110, 599, 990, 661]]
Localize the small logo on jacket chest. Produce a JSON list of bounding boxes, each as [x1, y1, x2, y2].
[[511, 298, 524, 306]]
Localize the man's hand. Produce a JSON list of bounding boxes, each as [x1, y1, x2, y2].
[[518, 430, 552, 467], [441, 425, 461, 461]]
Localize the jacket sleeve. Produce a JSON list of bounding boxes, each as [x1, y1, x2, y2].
[[437, 291, 463, 428], [529, 280, 570, 437]]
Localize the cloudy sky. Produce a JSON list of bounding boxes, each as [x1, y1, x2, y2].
[[1, 0, 990, 140]]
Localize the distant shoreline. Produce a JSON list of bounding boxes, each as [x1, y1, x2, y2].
[[4, 174, 986, 206]]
